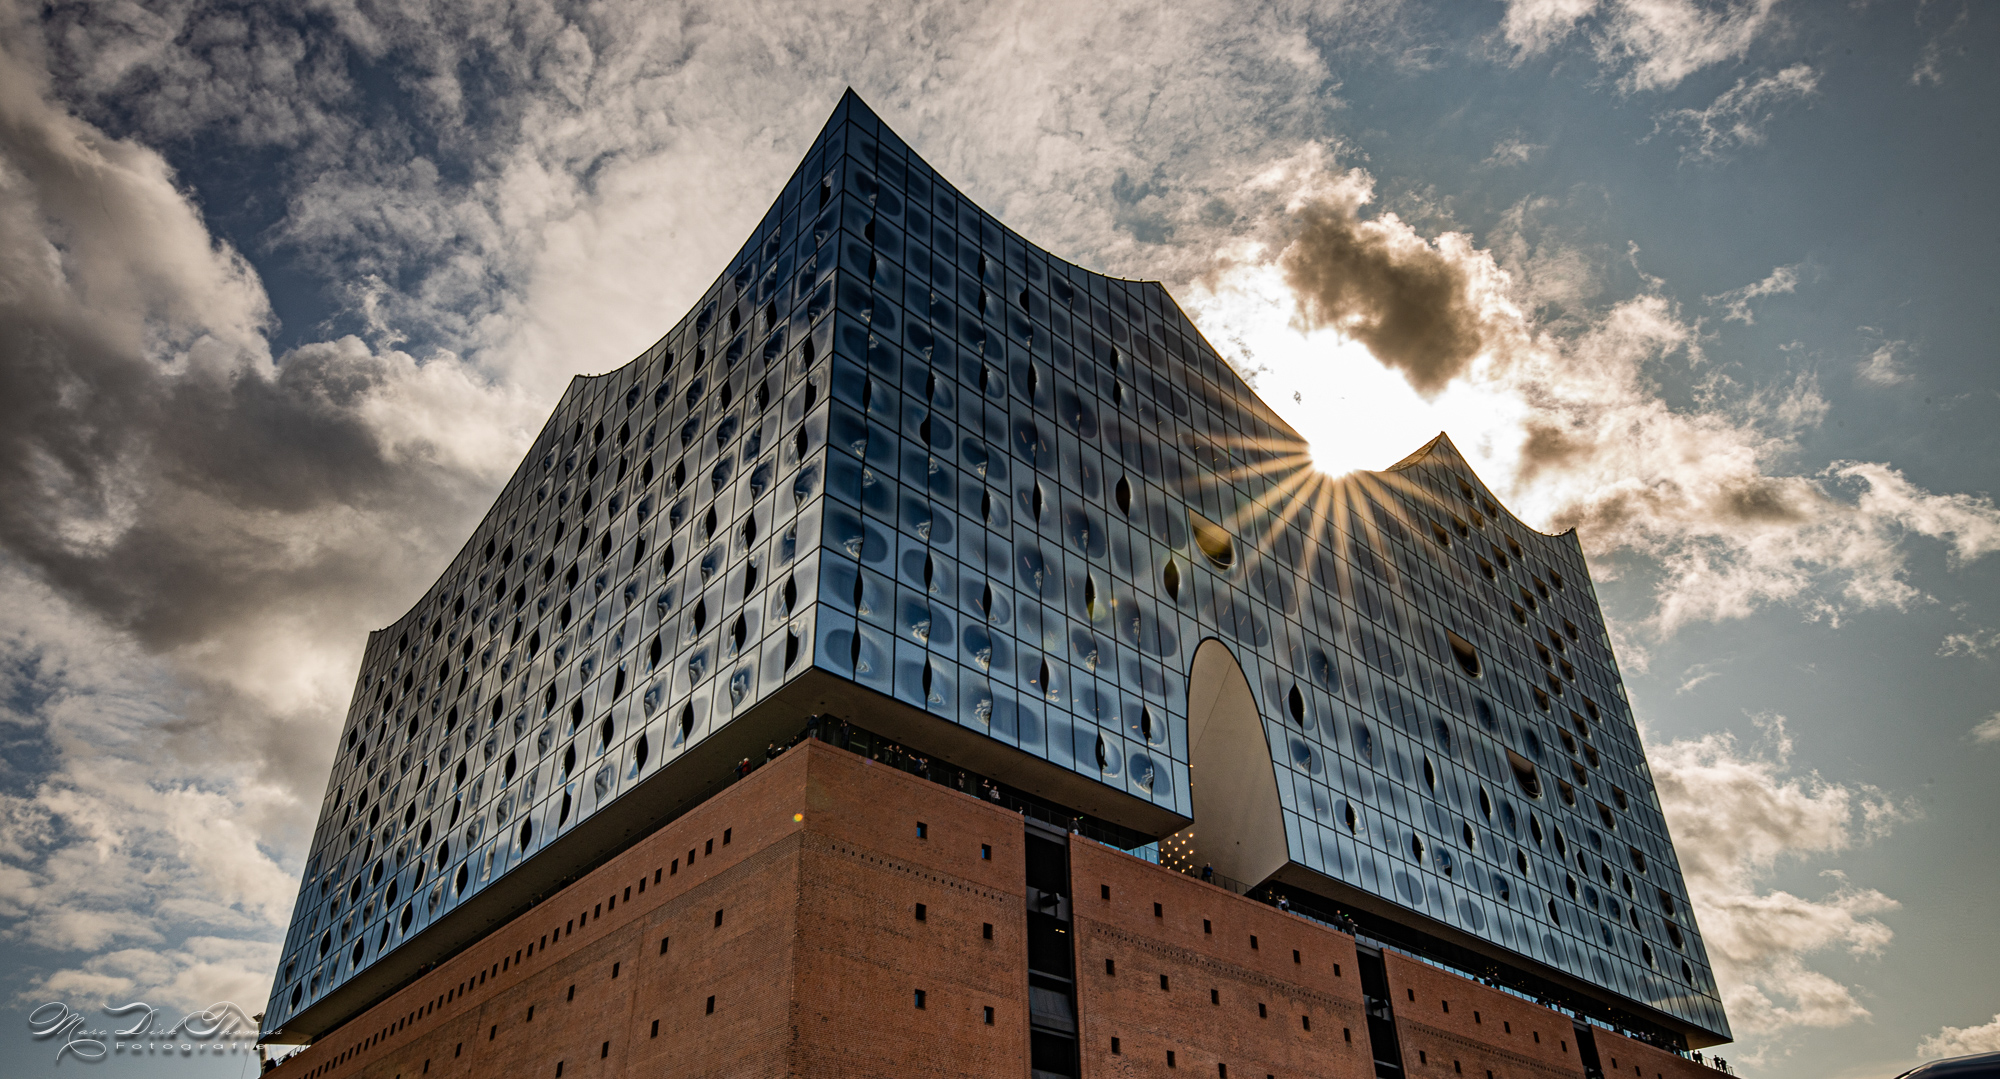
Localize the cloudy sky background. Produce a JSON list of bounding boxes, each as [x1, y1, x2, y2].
[[2, 0, 1997, 1075]]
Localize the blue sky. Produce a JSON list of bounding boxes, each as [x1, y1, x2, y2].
[[0, 1, 1995, 1076]]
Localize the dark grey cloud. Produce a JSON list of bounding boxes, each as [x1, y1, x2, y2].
[[1517, 419, 1594, 480], [1281, 199, 1486, 396], [0, 28, 526, 1007], [0, 25, 508, 799], [1, 336, 457, 648]]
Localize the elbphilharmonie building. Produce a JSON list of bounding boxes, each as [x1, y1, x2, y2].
[[262, 92, 1731, 1078]]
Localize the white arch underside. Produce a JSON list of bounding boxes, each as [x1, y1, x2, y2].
[[1182, 638, 1289, 887]]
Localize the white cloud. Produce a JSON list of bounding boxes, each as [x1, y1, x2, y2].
[[1483, 135, 1546, 168], [216, 0, 1405, 403], [1186, 170, 2000, 637], [1835, 460, 2000, 567], [1659, 63, 1820, 163], [1909, 5, 1969, 88], [1676, 662, 1722, 694], [1970, 715, 2000, 745], [1857, 340, 1912, 386], [0, 567, 297, 1011], [1650, 716, 1908, 1038], [34, 938, 282, 1014], [1598, 0, 1785, 93], [1488, 195, 1611, 314], [1498, 0, 1602, 56], [1939, 628, 2000, 659], [1920, 1013, 2000, 1059], [0, 5, 535, 1014], [1499, 0, 1784, 93], [1707, 263, 1801, 324]]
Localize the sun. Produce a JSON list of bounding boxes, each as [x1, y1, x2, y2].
[[1182, 260, 1514, 481]]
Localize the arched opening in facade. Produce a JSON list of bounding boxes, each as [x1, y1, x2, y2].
[[1173, 638, 1288, 888]]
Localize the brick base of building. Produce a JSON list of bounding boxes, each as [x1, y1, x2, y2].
[[266, 741, 1725, 1079]]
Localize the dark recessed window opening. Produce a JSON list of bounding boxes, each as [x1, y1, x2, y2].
[[914, 989, 927, 1009], [984, 1006, 995, 1025], [983, 923, 994, 939], [1508, 751, 1543, 799], [706, 996, 715, 1014], [1446, 631, 1482, 677], [915, 903, 927, 922], [1190, 511, 1235, 569]]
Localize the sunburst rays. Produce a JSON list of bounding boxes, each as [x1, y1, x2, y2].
[[1180, 421, 1464, 613]]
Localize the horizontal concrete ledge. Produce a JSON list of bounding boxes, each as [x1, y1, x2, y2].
[[778, 668, 1190, 841]]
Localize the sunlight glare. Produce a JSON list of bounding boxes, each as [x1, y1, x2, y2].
[[1182, 260, 1528, 481]]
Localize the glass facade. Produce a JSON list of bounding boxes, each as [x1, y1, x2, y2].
[[263, 91, 1727, 1045]]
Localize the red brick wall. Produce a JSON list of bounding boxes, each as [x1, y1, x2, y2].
[[1381, 951, 1586, 1079], [1593, 1028, 1722, 1079], [267, 741, 1034, 1079], [787, 748, 1032, 1076], [1069, 840, 1374, 1079], [265, 742, 1726, 1079], [270, 740, 816, 1079]]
